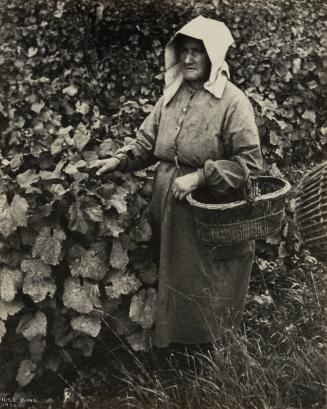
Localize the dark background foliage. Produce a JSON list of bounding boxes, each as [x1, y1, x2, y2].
[[0, 0, 326, 402]]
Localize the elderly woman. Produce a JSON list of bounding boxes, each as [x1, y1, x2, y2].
[[96, 16, 262, 348]]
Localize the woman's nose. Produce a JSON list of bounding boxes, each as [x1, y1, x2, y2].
[[184, 52, 193, 64]]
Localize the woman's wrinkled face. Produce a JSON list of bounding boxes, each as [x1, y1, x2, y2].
[[178, 37, 211, 83]]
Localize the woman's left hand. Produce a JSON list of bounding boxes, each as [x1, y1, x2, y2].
[[172, 172, 201, 200]]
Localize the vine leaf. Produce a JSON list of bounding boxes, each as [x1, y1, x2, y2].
[[126, 330, 150, 352], [83, 282, 102, 308], [106, 186, 128, 215], [21, 258, 52, 278], [16, 311, 47, 341], [68, 200, 89, 235], [23, 273, 56, 303], [0, 194, 28, 238], [0, 266, 23, 303], [32, 226, 66, 266], [101, 214, 126, 238], [51, 314, 73, 348], [63, 84, 78, 96], [130, 218, 152, 242], [29, 335, 47, 362], [0, 194, 16, 238], [139, 263, 158, 285], [110, 239, 129, 271], [71, 315, 101, 337], [73, 123, 90, 151], [16, 360, 37, 387], [129, 288, 157, 329], [105, 273, 141, 299], [62, 277, 94, 314], [10, 194, 28, 228], [0, 320, 6, 343], [72, 335, 95, 357], [0, 299, 24, 321], [16, 169, 40, 194], [70, 242, 108, 280]]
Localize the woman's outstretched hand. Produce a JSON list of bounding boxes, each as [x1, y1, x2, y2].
[[172, 172, 201, 200], [95, 157, 121, 176]]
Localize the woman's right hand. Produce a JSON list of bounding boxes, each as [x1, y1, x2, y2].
[[95, 157, 121, 176]]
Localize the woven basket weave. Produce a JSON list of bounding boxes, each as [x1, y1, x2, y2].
[[295, 160, 327, 261], [186, 176, 291, 246]]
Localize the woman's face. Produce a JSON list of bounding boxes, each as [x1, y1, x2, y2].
[[178, 37, 211, 84]]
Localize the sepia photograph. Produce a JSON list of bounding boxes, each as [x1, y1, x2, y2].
[[0, 0, 326, 408]]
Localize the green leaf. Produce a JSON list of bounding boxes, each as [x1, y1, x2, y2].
[[51, 314, 73, 348], [0, 299, 24, 321], [63, 84, 78, 96], [84, 202, 103, 223], [0, 194, 28, 238], [32, 226, 66, 265], [0, 248, 22, 268], [51, 136, 64, 155], [21, 258, 52, 278], [106, 186, 128, 215], [16, 311, 47, 341], [64, 163, 79, 176], [23, 273, 56, 303], [126, 330, 150, 352], [73, 123, 90, 151], [0, 268, 17, 302], [139, 263, 158, 285], [29, 335, 46, 362], [278, 241, 289, 258], [0, 320, 6, 343], [72, 335, 95, 357], [110, 239, 129, 270], [0, 266, 23, 303], [16, 360, 37, 387], [10, 155, 23, 172], [71, 315, 101, 337], [269, 130, 283, 147], [105, 273, 141, 299], [70, 242, 108, 280], [62, 277, 94, 314], [27, 47, 38, 57], [75, 101, 90, 115], [129, 288, 156, 329], [83, 282, 102, 308], [0, 194, 16, 238], [130, 218, 152, 242], [302, 110, 316, 123], [98, 141, 114, 158], [109, 308, 138, 336], [68, 200, 89, 235], [31, 101, 45, 114], [101, 214, 126, 238], [16, 169, 40, 194]]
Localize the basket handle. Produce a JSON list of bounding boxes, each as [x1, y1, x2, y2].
[[232, 155, 254, 203]]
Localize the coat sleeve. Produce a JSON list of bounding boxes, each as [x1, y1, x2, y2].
[[113, 96, 164, 172], [198, 93, 262, 195]]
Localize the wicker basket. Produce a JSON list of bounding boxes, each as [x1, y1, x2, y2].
[[186, 176, 291, 246], [295, 160, 327, 261]]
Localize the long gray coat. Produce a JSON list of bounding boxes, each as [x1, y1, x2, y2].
[[114, 80, 262, 347]]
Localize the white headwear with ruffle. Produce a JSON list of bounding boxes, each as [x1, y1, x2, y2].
[[163, 16, 234, 106]]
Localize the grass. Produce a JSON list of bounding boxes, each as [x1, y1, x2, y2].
[[116, 328, 325, 409], [9, 251, 327, 409], [53, 251, 326, 409]]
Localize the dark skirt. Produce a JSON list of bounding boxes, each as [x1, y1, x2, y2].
[[149, 161, 254, 348]]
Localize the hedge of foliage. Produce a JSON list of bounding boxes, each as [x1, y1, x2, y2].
[[0, 0, 326, 390]]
